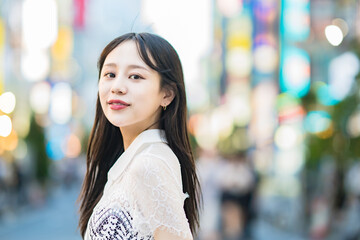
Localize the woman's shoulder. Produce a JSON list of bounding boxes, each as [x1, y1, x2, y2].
[[137, 142, 179, 165], [130, 142, 182, 179]]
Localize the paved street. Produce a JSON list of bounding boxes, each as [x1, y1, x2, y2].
[[0, 182, 308, 240], [0, 184, 82, 240]]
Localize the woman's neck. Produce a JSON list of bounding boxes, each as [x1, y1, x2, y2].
[[120, 123, 160, 150]]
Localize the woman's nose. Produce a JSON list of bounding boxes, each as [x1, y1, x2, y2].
[[111, 77, 127, 94]]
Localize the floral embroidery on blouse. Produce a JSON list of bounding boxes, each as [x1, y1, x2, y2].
[[89, 207, 153, 240]]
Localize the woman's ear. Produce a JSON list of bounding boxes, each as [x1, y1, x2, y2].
[[162, 87, 175, 107]]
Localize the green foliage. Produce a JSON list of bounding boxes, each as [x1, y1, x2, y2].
[[303, 39, 360, 170], [25, 115, 50, 185]]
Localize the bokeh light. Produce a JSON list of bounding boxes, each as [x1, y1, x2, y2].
[[276, 92, 305, 123], [253, 44, 278, 73], [227, 17, 252, 49], [226, 47, 252, 78], [280, 47, 311, 97], [30, 81, 51, 114], [46, 139, 65, 161], [63, 133, 82, 158], [304, 111, 332, 134], [275, 149, 304, 176], [194, 113, 218, 150], [0, 1, 359, 239], [216, 0, 243, 17], [332, 18, 349, 37], [282, 0, 310, 41], [347, 111, 360, 138], [46, 124, 70, 161], [0, 92, 16, 114], [211, 105, 234, 140], [50, 82, 72, 124], [274, 125, 302, 150], [0, 115, 12, 137], [2, 129, 18, 151], [315, 82, 339, 106], [325, 25, 344, 46], [251, 82, 277, 146], [51, 25, 74, 62], [315, 52, 359, 106], [22, 0, 58, 49], [21, 50, 50, 82], [12, 109, 31, 138], [328, 52, 359, 101], [253, 0, 277, 23]]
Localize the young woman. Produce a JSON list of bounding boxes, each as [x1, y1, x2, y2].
[[78, 32, 201, 240]]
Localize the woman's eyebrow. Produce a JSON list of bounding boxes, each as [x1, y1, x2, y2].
[[103, 62, 117, 68], [103, 63, 150, 72], [127, 64, 150, 72]]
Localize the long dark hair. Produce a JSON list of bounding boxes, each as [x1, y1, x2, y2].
[[78, 32, 201, 237]]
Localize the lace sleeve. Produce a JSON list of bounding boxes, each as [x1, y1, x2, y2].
[[129, 154, 193, 240]]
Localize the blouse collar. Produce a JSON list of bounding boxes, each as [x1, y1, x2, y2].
[[107, 129, 167, 183]]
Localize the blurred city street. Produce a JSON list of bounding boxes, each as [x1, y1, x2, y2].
[[0, 183, 81, 240], [1, 0, 360, 239], [0, 181, 306, 240], [0, 179, 357, 240]]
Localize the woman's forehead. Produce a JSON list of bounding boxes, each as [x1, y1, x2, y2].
[[105, 41, 142, 63], [104, 40, 156, 69]]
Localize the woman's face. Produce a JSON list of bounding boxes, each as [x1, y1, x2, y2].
[[99, 40, 167, 131]]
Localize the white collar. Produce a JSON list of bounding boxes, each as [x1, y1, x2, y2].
[[107, 129, 167, 183]]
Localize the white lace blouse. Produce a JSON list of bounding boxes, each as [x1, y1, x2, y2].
[[84, 129, 193, 240]]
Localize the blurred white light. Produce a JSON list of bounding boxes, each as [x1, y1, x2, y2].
[[30, 81, 51, 114], [227, 83, 252, 126], [325, 25, 343, 46], [253, 44, 278, 73], [251, 82, 277, 144], [226, 48, 252, 78], [22, 0, 58, 49], [0, 92, 16, 114], [0, 115, 12, 137], [329, 52, 359, 101], [50, 82, 72, 124], [211, 106, 234, 140], [216, 0, 243, 17], [275, 149, 304, 176], [275, 125, 300, 150], [229, 95, 251, 126], [284, 55, 309, 87], [194, 114, 218, 150], [141, 0, 211, 100], [21, 50, 50, 82]]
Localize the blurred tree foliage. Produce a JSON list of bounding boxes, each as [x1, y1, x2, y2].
[[303, 39, 360, 170], [25, 115, 50, 185], [302, 38, 360, 211]]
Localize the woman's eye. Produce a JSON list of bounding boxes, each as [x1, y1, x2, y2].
[[129, 74, 143, 80], [105, 73, 115, 78]]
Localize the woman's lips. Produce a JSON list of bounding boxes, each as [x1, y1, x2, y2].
[[108, 99, 130, 110]]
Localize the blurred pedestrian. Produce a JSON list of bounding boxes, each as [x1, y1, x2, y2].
[[218, 153, 257, 240], [342, 161, 360, 240], [197, 148, 222, 240], [78, 32, 201, 240]]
